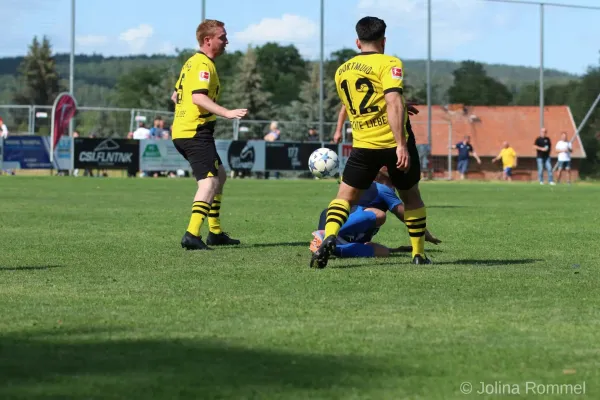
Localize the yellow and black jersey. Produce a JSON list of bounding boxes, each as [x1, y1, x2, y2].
[[172, 52, 220, 139], [335, 52, 407, 149]]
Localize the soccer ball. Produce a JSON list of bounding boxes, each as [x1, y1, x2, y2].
[[308, 148, 339, 178]]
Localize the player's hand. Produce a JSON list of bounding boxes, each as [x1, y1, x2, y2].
[[226, 109, 248, 119], [333, 130, 342, 143], [407, 104, 419, 116], [396, 145, 410, 170], [425, 230, 442, 245]]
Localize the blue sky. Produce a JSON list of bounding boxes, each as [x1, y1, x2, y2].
[[2, 0, 600, 75]]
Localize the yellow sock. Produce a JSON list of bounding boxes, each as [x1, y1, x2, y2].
[[324, 199, 350, 238], [208, 194, 222, 234], [405, 207, 427, 258], [187, 201, 210, 236]]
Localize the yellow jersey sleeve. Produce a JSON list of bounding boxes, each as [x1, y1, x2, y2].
[[380, 58, 404, 94]]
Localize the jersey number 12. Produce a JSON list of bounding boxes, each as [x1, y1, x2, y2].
[[340, 78, 380, 116]]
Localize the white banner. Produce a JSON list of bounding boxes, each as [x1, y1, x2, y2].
[[139, 140, 191, 171], [215, 140, 266, 172]]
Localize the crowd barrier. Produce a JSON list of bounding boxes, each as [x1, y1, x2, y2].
[[0, 137, 430, 175]]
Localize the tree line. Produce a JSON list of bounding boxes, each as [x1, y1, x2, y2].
[[2, 36, 599, 176]]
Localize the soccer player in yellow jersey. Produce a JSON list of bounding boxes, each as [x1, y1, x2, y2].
[[171, 19, 247, 250], [492, 141, 517, 181], [311, 16, 431, 268]]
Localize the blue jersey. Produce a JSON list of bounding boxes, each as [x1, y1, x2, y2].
[[318, 182, 403, 245], [356, 182, 402, 212]]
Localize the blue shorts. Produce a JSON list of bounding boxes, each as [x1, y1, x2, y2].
[[557, 161, 571, 170], [504, 167, 512, 176], [457, 159, 469, 174]]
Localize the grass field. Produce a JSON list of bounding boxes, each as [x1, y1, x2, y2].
[[1, 176, 599, 399]]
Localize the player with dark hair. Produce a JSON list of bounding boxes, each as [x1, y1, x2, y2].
[[171, 19, 247, 250], [311, 16, 431, 268]]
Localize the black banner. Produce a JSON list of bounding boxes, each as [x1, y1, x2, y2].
[[265, 142, 337, 171], [74, 138, 140, 169]]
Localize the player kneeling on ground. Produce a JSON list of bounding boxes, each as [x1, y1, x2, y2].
[[310, 168, 441, 258]]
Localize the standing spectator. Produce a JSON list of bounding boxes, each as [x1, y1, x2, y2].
[[492, 141, 517, 182], [451, 135, 481, 180], [0, 117, 8, 138], [555, 131, 573, 184], [534, 128, 555, 185], [306, 126, 319, 142]]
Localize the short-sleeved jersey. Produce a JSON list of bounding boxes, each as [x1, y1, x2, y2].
[[172, 52, 220, 139], [498, 147, 517, 168], [335, 52, 407, 149], [455, 142, 474, 161]]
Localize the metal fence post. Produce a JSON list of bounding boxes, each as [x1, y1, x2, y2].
[[448, 121, 453, 180]]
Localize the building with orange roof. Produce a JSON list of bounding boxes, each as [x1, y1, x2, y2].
[[409, 104, 586, 181]]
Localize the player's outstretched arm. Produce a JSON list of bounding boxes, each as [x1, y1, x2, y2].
[[192, 94, 247, 119]]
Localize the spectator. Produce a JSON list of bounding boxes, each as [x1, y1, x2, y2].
[[264, 121, 281, 142], [555, 131, 573, 184], [132, 122, 151, 140], [533, 128, 555, 185], [492, 141, 517, 182], [150, 116, 165, 139], [0, 117, 8, 139], [451, 135, 481, 180], [306, 127, 319, 142]]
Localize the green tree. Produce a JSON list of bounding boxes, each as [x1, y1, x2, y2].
[[278, 62, 340, 140], [448, 61, 512, 105], [225, 45, 273, 138], [13, 36, 62, 106], [255, 43, 308, 106], [114, 66, 165, 109]]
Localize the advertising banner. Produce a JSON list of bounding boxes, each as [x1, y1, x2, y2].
[[265, 142, 338, 171], [139, 140, 191, 171], [74, 138, 139, 169], [216, 140, 266, 172], [2, 136, 52, 169]]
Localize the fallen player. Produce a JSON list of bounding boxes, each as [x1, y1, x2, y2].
[[310, 168, 441, 258]]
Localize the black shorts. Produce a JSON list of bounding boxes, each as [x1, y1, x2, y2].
[[173, 137, 222, 181], [342, 135, 421, 191]]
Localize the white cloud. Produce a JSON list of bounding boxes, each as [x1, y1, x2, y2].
[[234, 14, 318, 44], [119, 24, 154, 53], [356, 0, 483, 55], [158, 41, 176, 55], [76, 35, 108, 47]]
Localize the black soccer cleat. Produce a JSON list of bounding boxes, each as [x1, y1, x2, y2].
[[181, 231, 211, 250], [411, 254, 432, 265], [310, 235, 337, 269], [206, 231, 241, 246]]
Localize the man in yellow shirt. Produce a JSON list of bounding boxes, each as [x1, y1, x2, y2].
[[170, 19, 248, 250], [310, 16, 431, 268], [492, 141, 517, 182]]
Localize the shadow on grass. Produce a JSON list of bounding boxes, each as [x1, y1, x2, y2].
[[0, 329, 391, 399], [0, 265, 63, 271], [434, 258, 542, 266], [239, 242, 308, 249]]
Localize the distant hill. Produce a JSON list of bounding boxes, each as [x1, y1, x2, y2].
[[0, 53, 579, 108]]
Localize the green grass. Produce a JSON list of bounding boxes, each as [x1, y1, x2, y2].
[[1, 177, 599, 399]]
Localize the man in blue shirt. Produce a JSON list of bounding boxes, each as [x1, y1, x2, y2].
[[310, 168, 441, 258], [452, 135, 481, 180]]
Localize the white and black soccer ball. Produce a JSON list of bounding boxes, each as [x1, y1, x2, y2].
[[308, 147, 339, 178]]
